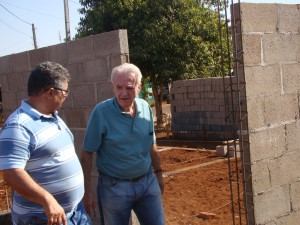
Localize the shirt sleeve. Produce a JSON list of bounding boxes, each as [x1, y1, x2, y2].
[[0, 123, 31, 170], [83, 106, 103, 152]]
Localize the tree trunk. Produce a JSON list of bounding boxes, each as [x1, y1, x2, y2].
[[151, 82, 164, 127]]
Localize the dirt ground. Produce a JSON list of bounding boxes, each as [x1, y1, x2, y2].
[[0, 130, 246, 225], [156, 131, 246, 225]]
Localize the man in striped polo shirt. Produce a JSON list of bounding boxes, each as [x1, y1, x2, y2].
[[0, 61, 91, 225]]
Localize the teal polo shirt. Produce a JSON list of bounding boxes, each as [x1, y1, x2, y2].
[[83, 97, 155, 179]]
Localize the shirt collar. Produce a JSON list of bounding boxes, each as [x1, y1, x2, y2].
[[113, 97, 141, 117], [21, 99, 58, 120]]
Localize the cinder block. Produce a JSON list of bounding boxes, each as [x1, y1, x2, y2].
[[216, 145, 234, 158], [275, 211, 300, 225], [11, 52, 30, 72], [269, 152, 300, 187], [7, 72, 25, 92], [110, 54, 129, 70], [48, 43, 69, 65], [0, 54, 13, 74], [72, 129, 86, 156], [251, 161, 271, 193], [244, 65, 281, 97], [249, 126, 285, 162], [29, 47, 48, 68], [290, 181, 300, 211], [286, 122, 300, 153], [64, 63, 82, 85], [264, 94, 298, 125], [82, 59, 108, 82], [72, 84, 97, 107], [253, 185, 290, 224], [242, 34, 262, 66], [93, 30, 129, 58], [2, 92, 17, 111], [278, 4, 300, 33], [68, 36, 93, 63], [246, 97, 265, 130], [263, 33, 298, 64], [240, 3, 277, 33], [281, 63, 300, 94], [96, 82, 114, 103]]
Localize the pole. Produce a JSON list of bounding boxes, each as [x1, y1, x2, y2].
[[32, 23, 38, 49], [63, 0, 71, 41]]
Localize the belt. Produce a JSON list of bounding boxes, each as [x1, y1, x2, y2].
[[98, 168, 151, 182]]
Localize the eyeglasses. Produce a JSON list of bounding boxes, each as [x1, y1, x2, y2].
[[53, 87, 70, 97]]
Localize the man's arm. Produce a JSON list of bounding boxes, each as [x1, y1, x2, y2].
[[3, 168, 67, 225], [80, 150, 96, 216], [150, 144, 164, 193]]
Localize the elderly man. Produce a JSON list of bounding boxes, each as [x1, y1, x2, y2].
[[81, 63, 165, 225]]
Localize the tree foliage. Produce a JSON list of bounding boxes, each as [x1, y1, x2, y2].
[[76, 0, 231, 126]]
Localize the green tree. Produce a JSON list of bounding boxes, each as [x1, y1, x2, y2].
[[76, 0, 230, 127]]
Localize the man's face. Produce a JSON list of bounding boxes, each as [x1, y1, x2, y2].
[[51, 81, 69, 110], [112, 72, 141, 111]]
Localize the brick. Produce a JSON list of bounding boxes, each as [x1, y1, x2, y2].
[[96, 82, 114, 103], [64, 63, 82, 85], [7, 72, 26, 92], [242, 34, 262, 65], [250, 161, 271, 193], [68, 36, 93, 63], [278, 4, 300, 33], [249, 126, 285, 162], [286, 122, 300, 153], [63, 108, 86, 129], [82, 58, 109, 82], [246, 97, 265, 130], [264, 94, 298, 125], [0, 55, 13, 74], [11, 52, 30, 72], [0, 74, 8, 92], [290, 181, 300, 211], [109, 54, 129, 71], [72, 84, 96, 107], [93, 30, 129, 58], [198, 212, 216, 219], [269, 152, 300, 187], [240, 3, 278, 33], [253, 185, 290, 224], [274, 211, 300, 225], [244, 65, 281, 97], [263, 33, 299, 64], [72, 129, 86, 155], [2, 92, 18, 111], [29, 47, 48, 68], [47, 43, 69, 65], [281, 63, 300, 94]]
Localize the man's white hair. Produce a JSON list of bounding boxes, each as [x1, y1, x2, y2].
[[111, 63, 142, 86]]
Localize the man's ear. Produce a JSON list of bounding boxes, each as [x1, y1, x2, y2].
[[137, 83, 142, 91], [46, 88, 54, 97]]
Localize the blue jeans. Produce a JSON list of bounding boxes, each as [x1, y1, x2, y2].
[[12, 201, 91, 225], [97, 169, 165, 225]]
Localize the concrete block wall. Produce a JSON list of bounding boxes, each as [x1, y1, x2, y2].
[[171, 76, 240, 140], [0, 29, 129, 224], [233, 3, 300, 225]]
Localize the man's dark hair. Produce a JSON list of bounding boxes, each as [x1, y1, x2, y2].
[[27, 61, 71, 96]]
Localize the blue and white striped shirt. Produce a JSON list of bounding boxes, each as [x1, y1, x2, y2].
[[0, 100, 84, 216]]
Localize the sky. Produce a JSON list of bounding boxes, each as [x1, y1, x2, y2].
[[0, 0, 299, 57]]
